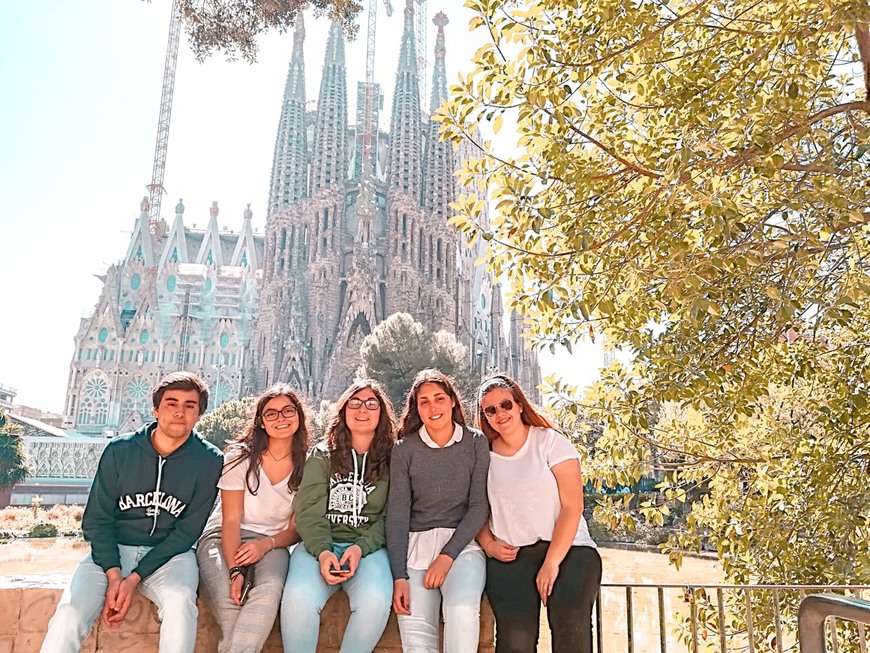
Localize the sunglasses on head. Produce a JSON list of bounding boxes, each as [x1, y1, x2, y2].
[[482, 399, 514, 417]]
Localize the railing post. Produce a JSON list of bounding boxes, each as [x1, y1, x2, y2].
[[799, 594, 870, 653]]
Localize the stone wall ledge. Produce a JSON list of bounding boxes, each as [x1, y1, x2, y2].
[[0, 580, 494, 652]]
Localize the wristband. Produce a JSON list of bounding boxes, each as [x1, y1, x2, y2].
[[269, 536, 276, 551], [228, 566, 242, 580]]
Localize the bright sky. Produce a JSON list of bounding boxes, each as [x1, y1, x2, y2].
[[0, 0, 601, 413]]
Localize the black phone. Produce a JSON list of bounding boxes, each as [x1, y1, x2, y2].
[[239, 565, 255, 604]]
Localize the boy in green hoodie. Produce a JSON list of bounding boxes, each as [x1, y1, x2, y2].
[[40, 372, 223, 653]]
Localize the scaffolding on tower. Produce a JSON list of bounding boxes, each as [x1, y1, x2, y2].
[[146, 0, 182, 235], [415, 0, 428, 110]]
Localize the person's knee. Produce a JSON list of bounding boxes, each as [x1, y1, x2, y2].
[[156, 584, 198, 617], [351, 586, 391, 618], [48, 601, 93, 634], [281, 583, 322, 616]]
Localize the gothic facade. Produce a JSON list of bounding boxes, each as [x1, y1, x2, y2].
[[62, 6, 539, 435]]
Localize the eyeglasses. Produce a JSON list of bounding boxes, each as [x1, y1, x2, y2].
[[347, 397, 381, 411], [482, 399, 514, 417], [261, 406, 298, 421]]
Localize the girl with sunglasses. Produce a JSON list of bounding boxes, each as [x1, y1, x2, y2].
[[196, 384, 309, 653], [281, 380, 396, 653], [476, 375, 601, 653], [387, 368, 490, 652]]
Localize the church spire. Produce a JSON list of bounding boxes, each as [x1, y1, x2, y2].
[[310, 22, 349, 194], [268, 14, 309, 214], [387, 0, 423, 198], [422, 12, 455, 218]]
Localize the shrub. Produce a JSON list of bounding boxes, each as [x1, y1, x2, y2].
[[28, 522, 58, 538]]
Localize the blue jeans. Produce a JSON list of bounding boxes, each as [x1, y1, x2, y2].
[[281, 543, 392, 653], [40, 545, 199, 653], [397, 548, 486, 653]]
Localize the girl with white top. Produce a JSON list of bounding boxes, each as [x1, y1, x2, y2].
[[387, 368, 490, 653], [476, 375, 601, 653], [196, 384, 309, 653]]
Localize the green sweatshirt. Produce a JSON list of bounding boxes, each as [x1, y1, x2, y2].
[[295, 443, 390, 558]]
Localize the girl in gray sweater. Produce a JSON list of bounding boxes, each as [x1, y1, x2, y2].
[[387, 369, 490, 652]]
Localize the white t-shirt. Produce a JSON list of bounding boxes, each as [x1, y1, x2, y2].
[[203, 455, 296, 537], [488, 426, 596, 549]]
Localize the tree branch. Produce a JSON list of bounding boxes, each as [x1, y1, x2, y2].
[[855, 23, 870, 100]]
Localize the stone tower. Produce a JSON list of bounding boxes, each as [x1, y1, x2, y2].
[[63, 198, 262, 434], [63, 8, 540, 435]]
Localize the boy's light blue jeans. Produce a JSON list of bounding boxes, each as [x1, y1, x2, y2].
[[40, 545, 199, 653], [397, 548, 487, 653], [281, 543, 392, 653]]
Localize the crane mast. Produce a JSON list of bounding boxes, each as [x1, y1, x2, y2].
[[146, 0, 182, 234], [359, 0, 394, 178]]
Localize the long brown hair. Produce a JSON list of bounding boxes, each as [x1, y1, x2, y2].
[[476, 374, 556, 443], [326, 379, 396, 484], [399, 368, 467, 438], [224, 384, 310, 494]]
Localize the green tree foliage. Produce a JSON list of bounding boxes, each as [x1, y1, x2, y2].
[[0, 410, 28, 491], [175, 0, 361, 61], [197, 397, 256, 450], [440, 0, 870, 643], [357, 312, 475, 410]]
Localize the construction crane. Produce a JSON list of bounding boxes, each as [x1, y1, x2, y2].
[[146, 0, 182, 235], [358, 0, 394, 177]]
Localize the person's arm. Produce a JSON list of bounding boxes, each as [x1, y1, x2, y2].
[[132, 453, 223, 580], [386, 443, 411, 581], [440, 432, 490, 560], [537, 458, 584, 605], [218, 488, 246, 605], [477, 523, 518, 563], [81, 445, 122, 573], [294, 452, 334, 559], [234, 507, 300, 566]]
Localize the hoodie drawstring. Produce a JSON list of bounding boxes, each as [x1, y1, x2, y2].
[[150, 456, 166, 536], [351, 451, 368, 527]]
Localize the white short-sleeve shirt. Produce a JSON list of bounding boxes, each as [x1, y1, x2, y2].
[[488, 426, 596, 549], [203, 456, 296, 537]]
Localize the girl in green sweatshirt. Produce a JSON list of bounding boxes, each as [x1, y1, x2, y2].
[[281, 379, 397, 653]]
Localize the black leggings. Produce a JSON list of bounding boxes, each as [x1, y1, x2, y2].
[[485, 542, 602, 653]]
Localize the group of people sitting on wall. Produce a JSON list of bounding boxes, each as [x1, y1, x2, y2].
[[40, 368, 602, 653]]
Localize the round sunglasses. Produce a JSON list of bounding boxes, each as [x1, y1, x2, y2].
[[482, 399, 515, 417]]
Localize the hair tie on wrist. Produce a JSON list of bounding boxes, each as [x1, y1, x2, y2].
[[228, 565, 242, 580]]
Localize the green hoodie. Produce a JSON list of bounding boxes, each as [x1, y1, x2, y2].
[[295, 443, 389, 558]]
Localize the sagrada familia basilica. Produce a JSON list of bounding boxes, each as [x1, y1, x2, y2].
[[61, 5, 539, 436]]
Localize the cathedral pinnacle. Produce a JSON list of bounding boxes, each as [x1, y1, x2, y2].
[[243, 203, 253, 220], [293, 11, 305, 49], [175, 198, 185, 216], [210, 201, 220, 218]]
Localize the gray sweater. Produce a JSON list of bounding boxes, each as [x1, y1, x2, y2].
[[386, 425, 490, 580]]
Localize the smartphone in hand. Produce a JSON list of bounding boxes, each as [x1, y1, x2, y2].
[[239, 565, 255, 604]]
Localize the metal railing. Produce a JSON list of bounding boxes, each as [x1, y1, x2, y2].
[[799, 594, 870, 653], [591, 584, 870, 653]]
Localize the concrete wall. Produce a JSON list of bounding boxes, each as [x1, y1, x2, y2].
[[0, 586, 494, 652]]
